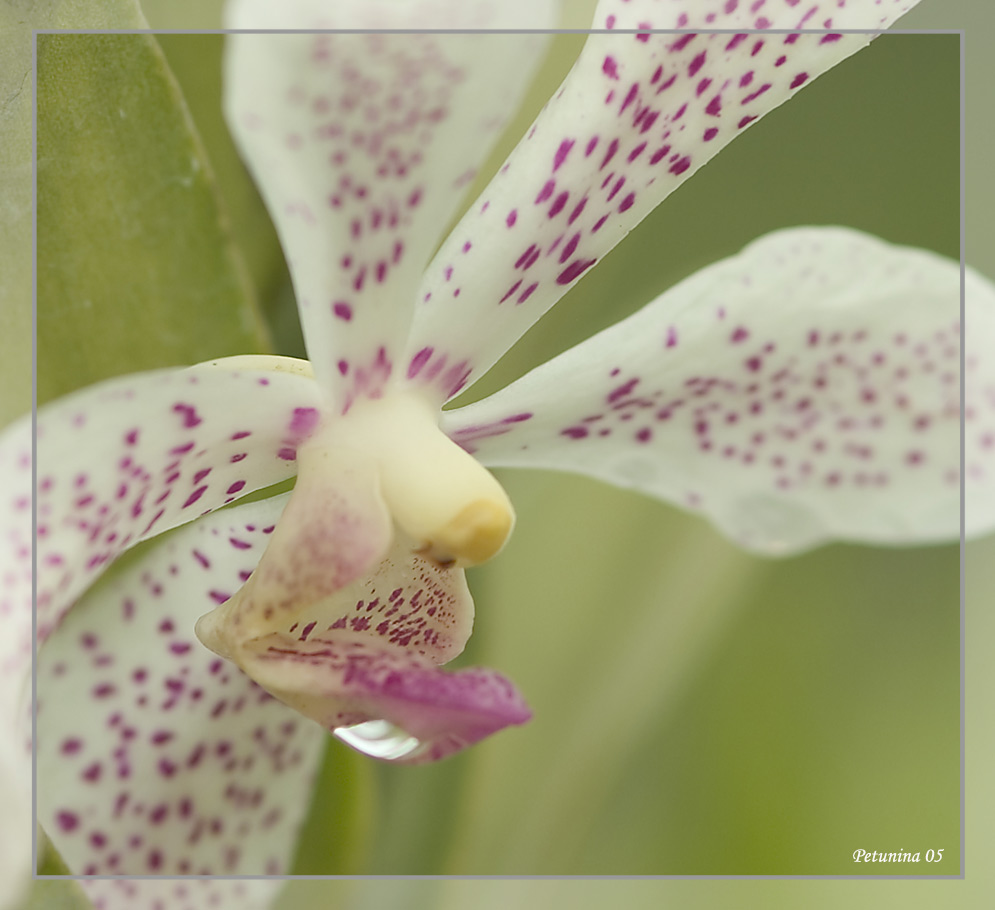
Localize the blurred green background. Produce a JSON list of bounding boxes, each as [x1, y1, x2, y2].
[[14, 0, 992, 906]]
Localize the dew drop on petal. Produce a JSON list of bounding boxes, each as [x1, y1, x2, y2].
[[333, 719, 429, 762]]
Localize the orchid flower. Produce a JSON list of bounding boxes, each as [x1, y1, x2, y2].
[[2, 0, 992, 903]]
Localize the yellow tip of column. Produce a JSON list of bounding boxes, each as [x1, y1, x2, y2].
[[420, 498, 515, 568]]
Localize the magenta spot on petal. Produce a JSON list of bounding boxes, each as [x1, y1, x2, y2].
[[553, 139, 574, 172], [548, 191, 569, 218], [600, 138, 619, 170], [277, 447, 296, 461], [603, 55, 619, 80], [124, 429, 139, 445], [703, 127, 718, 141], [820, 33, 842, 44], [535, 180, 555, 203], [182, 486, 207, 509], [172, 404, 202, 428], [289, 407, 320, 435], [561, 426, 589, 440], [506, 209, 518, 227], [408, 347, 433, 380], [790, 72, 810, 89], [557, 258, 597, 285], [56, 811, 80, 833], [669, 156, 691, 175], [226, 480, 246, 495], [517, 282, 539, 304], [649, 144, 672, 165], [332, 301, 353, 321]]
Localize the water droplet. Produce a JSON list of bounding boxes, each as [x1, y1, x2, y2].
[[333, 719, 429, 762]]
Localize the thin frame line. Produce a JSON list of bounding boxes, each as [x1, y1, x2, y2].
[[33, 27, 964, 35], [958, 27, 967, 880], [30, 26, 40, 885], [30, 25, 966, 884]]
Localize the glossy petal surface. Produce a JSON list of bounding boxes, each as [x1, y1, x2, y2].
[[442, 227, 989, 553], [404, 1, 919, 403], [34, 364, 322, 639], [200, 519, 529, 764], [225, 0, 555, 411], [37, 496, 326, 876]]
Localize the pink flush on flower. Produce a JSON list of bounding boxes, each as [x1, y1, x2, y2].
[[2, 0, 993, 899]]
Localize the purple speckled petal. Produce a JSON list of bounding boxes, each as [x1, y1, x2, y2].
[[200, 523, 529, 764], [37, 496, 326, 877], [441, 227, 992, 553], [246, 634, 531, 765], [1, 422, 45, 906], [403, 0, 920, 403], [34, 364, 322, 644], [80, 879, 282, 910], [224, 0, 556, 412]]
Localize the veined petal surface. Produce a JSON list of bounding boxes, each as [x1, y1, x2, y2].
[[200, 521, 530, 764], [34, 364, 323, 640], [442, 227, 990, 553], [225, 0, 556, 412], [37, 496, 326, 877], [404, 0, 919, 403]]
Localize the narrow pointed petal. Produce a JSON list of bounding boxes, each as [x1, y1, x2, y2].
[[225, 0, 556, 412], [37, 496, 326, 877], [441, 227, 989, 553], [199, 523, 529, 764], [33, 362, 322, 639], [404, 0, 920, 403], [80, 879, 282, 910]]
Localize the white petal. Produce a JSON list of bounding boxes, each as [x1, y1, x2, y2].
[[37, 496, 326, 876], [0, 421, 38, 909], [442, 227, 989, 553], [32, 364, 322, 641], [80, 880, 283, 910], [224, 0, 556, 411], [403, 2, 920, 403]]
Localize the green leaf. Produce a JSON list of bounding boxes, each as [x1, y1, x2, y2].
[[36, 30, 270, 407]]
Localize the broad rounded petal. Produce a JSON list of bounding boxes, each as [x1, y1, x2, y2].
[[224, 0, 556, 411], [34, 363, 323, 640], [404, 1, 920, 403], [37, 496, 327, 877], [80, 879, 282, 910], [199, 526, 530, 764], [442, 227, 988, 553]]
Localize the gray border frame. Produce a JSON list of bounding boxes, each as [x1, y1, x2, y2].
[[30, 25, 966, 885]]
